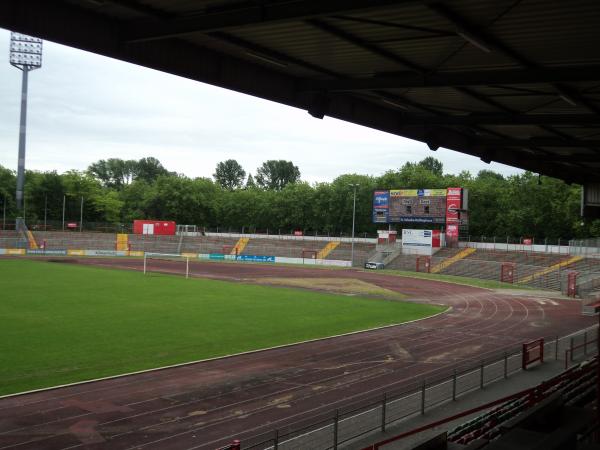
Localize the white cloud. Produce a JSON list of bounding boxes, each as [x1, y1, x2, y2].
[[0, 28, 523, 184]]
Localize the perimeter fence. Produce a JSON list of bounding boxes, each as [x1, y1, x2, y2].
[[238, 326, 598, 450]]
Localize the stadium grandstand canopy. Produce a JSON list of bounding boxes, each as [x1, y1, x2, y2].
[[2, 0, 600, 215]]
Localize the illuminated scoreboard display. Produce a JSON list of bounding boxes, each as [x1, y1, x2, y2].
[[373, 189, 454, 224]]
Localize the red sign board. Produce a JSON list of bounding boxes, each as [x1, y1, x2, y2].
[[67, 222, 77, 229], [445, 187, 462, 224], [446, 224, 459, 239], [523, 238, 532, 245], [133, 220, 176, 235], [294, 230, 303, 236], [431, 229, 441, 247]]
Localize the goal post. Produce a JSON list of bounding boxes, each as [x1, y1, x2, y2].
[[143, 252, 190, 279]]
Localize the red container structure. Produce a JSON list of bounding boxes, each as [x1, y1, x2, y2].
[[133, 220, 176, 236]]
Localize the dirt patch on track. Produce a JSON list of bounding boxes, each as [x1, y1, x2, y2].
[[250, 277, 407, 300]]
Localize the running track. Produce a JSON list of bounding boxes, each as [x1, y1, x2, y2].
[[0, 258, 595, 449]]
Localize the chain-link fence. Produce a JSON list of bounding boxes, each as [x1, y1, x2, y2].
[[239, 326, 598, 450], [570, 237, 600, 257]]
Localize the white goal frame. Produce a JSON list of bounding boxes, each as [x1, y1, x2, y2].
[[144, 252, 190, 279]]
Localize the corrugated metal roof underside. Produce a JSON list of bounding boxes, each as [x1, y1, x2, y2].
[[5, 0, 600, 183]]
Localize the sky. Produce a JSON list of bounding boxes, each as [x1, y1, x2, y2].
[[0, 28, 523, 184]]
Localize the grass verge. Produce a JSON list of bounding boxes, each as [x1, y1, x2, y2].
[[372, 269, 536, 290], [0, 259, 443, 395]]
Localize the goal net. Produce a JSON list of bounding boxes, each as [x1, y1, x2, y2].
[[144, 252, 191, 279]]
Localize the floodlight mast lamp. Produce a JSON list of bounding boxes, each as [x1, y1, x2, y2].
[[9, 32, 43, 212]]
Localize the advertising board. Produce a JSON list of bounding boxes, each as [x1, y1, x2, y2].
[[373, 187, 468, 225], [402, 229, 433, 247], [84, 250, 128, 257], [402, 229, 442, 247], [445, 187, 462, 224], [238, 255, 276, 263], [372, 190, 390, 223], [373, 189, 447, 223], [26, 249, 67, 256]]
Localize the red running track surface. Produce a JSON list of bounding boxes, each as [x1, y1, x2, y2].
[[0, 258, 594, 449]]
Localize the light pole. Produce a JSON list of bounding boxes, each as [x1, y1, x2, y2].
[[349, 183, 359, 266], [9, 32, 42, 214], [2, 194, 5, 230], [79, 196, 83, 232]]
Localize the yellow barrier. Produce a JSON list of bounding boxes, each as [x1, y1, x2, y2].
[[317, 241, 341, 259], [128, 251, 144, 257], [232, 237, 250, 255], [116, 233, 129, 251], [6, 248, 25, 255], [181, 252, 198, 258], [26, 230, 39, 249], [430, 248, 476, 274], [518, 255, 583, 284], [67, 249, 86, 256]]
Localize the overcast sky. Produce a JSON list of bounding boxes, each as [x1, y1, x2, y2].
[[0, 28, 523, 184]]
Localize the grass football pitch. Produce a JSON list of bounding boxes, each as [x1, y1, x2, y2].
[[0, 259, 444, 396]]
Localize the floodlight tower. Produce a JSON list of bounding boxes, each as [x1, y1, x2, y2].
[[9, 32, 43, 212], [348, 183, 359, 266]]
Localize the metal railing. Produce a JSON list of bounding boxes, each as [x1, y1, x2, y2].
[[385, 253, 573, 291], [237, 326, 598, 450], [570, 237, 600, 257]]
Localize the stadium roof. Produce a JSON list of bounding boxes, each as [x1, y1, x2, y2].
[[2, 0, 600, 184]]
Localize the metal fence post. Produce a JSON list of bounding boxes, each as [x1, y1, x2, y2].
[[570, 337, 574, 361], [333, 409, 339, 450], [452, 369, 457, 401], [480, 360, 485, 389], [555, 336, 559, 360], [504, 352, 508, 379], [421, 379, 426, 415], [274, 429, 279, 450], [381, 393, 387, 432], [585, 331, 588, 355]]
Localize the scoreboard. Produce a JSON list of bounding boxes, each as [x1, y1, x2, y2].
[[373, 188, 467, 224]]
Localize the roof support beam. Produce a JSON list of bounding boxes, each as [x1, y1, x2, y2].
[[427, 2, 534, 68], [301, 66, 600, 91], [475, 138, 600, 149], [306, 18, 424, 73], [124, 0, 409, 43], [428, 2, 600, 117], [397, 113, 600, 125]]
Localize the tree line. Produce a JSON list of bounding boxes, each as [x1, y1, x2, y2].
[[0, 156, 598, 239]]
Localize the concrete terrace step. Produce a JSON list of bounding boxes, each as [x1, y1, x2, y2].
[[432, 248, 477, 274]]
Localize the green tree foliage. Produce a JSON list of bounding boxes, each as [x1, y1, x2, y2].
[[213, 159, 246, 190], [256, 160, 300, 190], [418, 156, 444, 176], [0, 166, 17, 218], [87, 158, 137, 188], [135, 157, 170, 183], [0, 155, 598, 238]]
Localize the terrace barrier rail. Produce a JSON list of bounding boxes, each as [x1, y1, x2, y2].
[[236, 325, 598, 450]]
